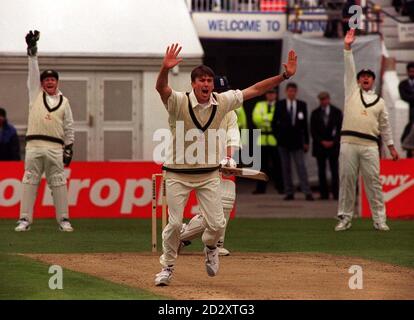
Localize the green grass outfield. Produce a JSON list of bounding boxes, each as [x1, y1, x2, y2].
[[0, 218, 413, 299]]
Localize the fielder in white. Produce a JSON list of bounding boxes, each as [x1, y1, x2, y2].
[[335, 29, 399, 232], [154, 43, 297, 286], [180, 76, 240, 257], [15, 31, 75, 232]]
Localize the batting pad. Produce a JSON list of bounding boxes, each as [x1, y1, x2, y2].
[[51, 185, 69, 222]]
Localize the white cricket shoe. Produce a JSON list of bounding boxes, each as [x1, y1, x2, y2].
[[204, 246, 219, 277], [59, 219, 74, 232], [15, 218, 30, 232], [334, 216, 352, 232], [155, 266, 174, 286], [218, 247, 230, 256], [217, 241, 230, 256], [373, 222, 390, 231]]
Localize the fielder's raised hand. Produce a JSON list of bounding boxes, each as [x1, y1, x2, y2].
[[282, 50, 298, 78], [162, 43, 183, 70], [344, 28, 355, 50], [26, 30, 40, 57]]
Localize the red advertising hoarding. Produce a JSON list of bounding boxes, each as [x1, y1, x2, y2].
[[0, 162, 234, 219], [360, 159, 414, 219]]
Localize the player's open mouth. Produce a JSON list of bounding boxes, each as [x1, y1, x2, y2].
[[201, 89, 209, 94]]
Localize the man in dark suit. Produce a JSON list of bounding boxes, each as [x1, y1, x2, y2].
[[272, 82, 314, 201], [310, 92, 343, 200], [0, 107, 21, 161], [399, 62, 414, 122]]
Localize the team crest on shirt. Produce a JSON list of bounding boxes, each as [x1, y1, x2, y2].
[[361, 110, 368, 116], [45, 114, 52, 120]]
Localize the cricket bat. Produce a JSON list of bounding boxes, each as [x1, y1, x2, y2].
[[219, 167, 269, 181]]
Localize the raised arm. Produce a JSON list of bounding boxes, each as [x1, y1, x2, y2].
[[155, 44, 183, 105], [242, 50, 297, 101], [344, 29, 358, 99], [26, 30, 41, 106]]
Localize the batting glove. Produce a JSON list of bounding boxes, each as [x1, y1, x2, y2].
[[220, 156, 237, 168]]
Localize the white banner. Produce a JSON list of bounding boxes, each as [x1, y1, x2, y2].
[[192, 12, 287, 39], [398, 23, 414, 43], [192, 12, 327, 39]]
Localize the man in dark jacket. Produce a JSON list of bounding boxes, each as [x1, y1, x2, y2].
[[0, 107, 20, 161], [310, 92, 343, 200], [399, 62, 414, 122], [401, 121, 414, 158], [272, 83, 313, 201]]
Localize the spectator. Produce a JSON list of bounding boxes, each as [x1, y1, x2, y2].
[[0, 107, 21, 161], [402, 0, 414, 21], [401, 121, 414, 158], [272, 82, 314, 201], [392, 0, 402, 13], [320, 0, 347, 38], [252, 88, 284, 194], [310, 92, 343, 200], [399, 62, 414, 122]]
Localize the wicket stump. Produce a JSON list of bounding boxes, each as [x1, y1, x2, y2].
[[151, 172, 167, 252]]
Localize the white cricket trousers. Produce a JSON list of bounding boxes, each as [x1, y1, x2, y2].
[[160, 177, 226, 267], [20, 147, 69, 223], [337, 143, 386, 223], [180, 179, 236, 244]]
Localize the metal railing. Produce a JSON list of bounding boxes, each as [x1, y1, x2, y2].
[[286, 2, 383, 35], [187, 0, 294, 12], [187, 0, 411, 36], [367, 0, 412, 24]]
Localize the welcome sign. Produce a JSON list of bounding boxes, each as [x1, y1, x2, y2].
[[191, 12, 327, 39]]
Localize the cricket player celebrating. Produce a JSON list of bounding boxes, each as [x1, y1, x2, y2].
[[15, 31, 75, 232], [154, 43, 297, 286], [335, 29, 399, 232], [180, 75, 240, 257]]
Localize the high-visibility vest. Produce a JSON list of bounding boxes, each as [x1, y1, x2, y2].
[[235, 106, 247, 130], [252, 101, 277, 146], [235, 106, 249, 146]]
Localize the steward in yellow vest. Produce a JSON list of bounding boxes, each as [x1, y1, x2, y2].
[[251, 88, 284, 194]]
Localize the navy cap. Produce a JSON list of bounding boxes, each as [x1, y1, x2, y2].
[[214, 76, 229, 93], [357, 69, 375, 80], [40, 69, 59, 82]]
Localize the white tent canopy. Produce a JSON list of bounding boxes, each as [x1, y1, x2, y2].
[[0, 0, 203, 57]]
